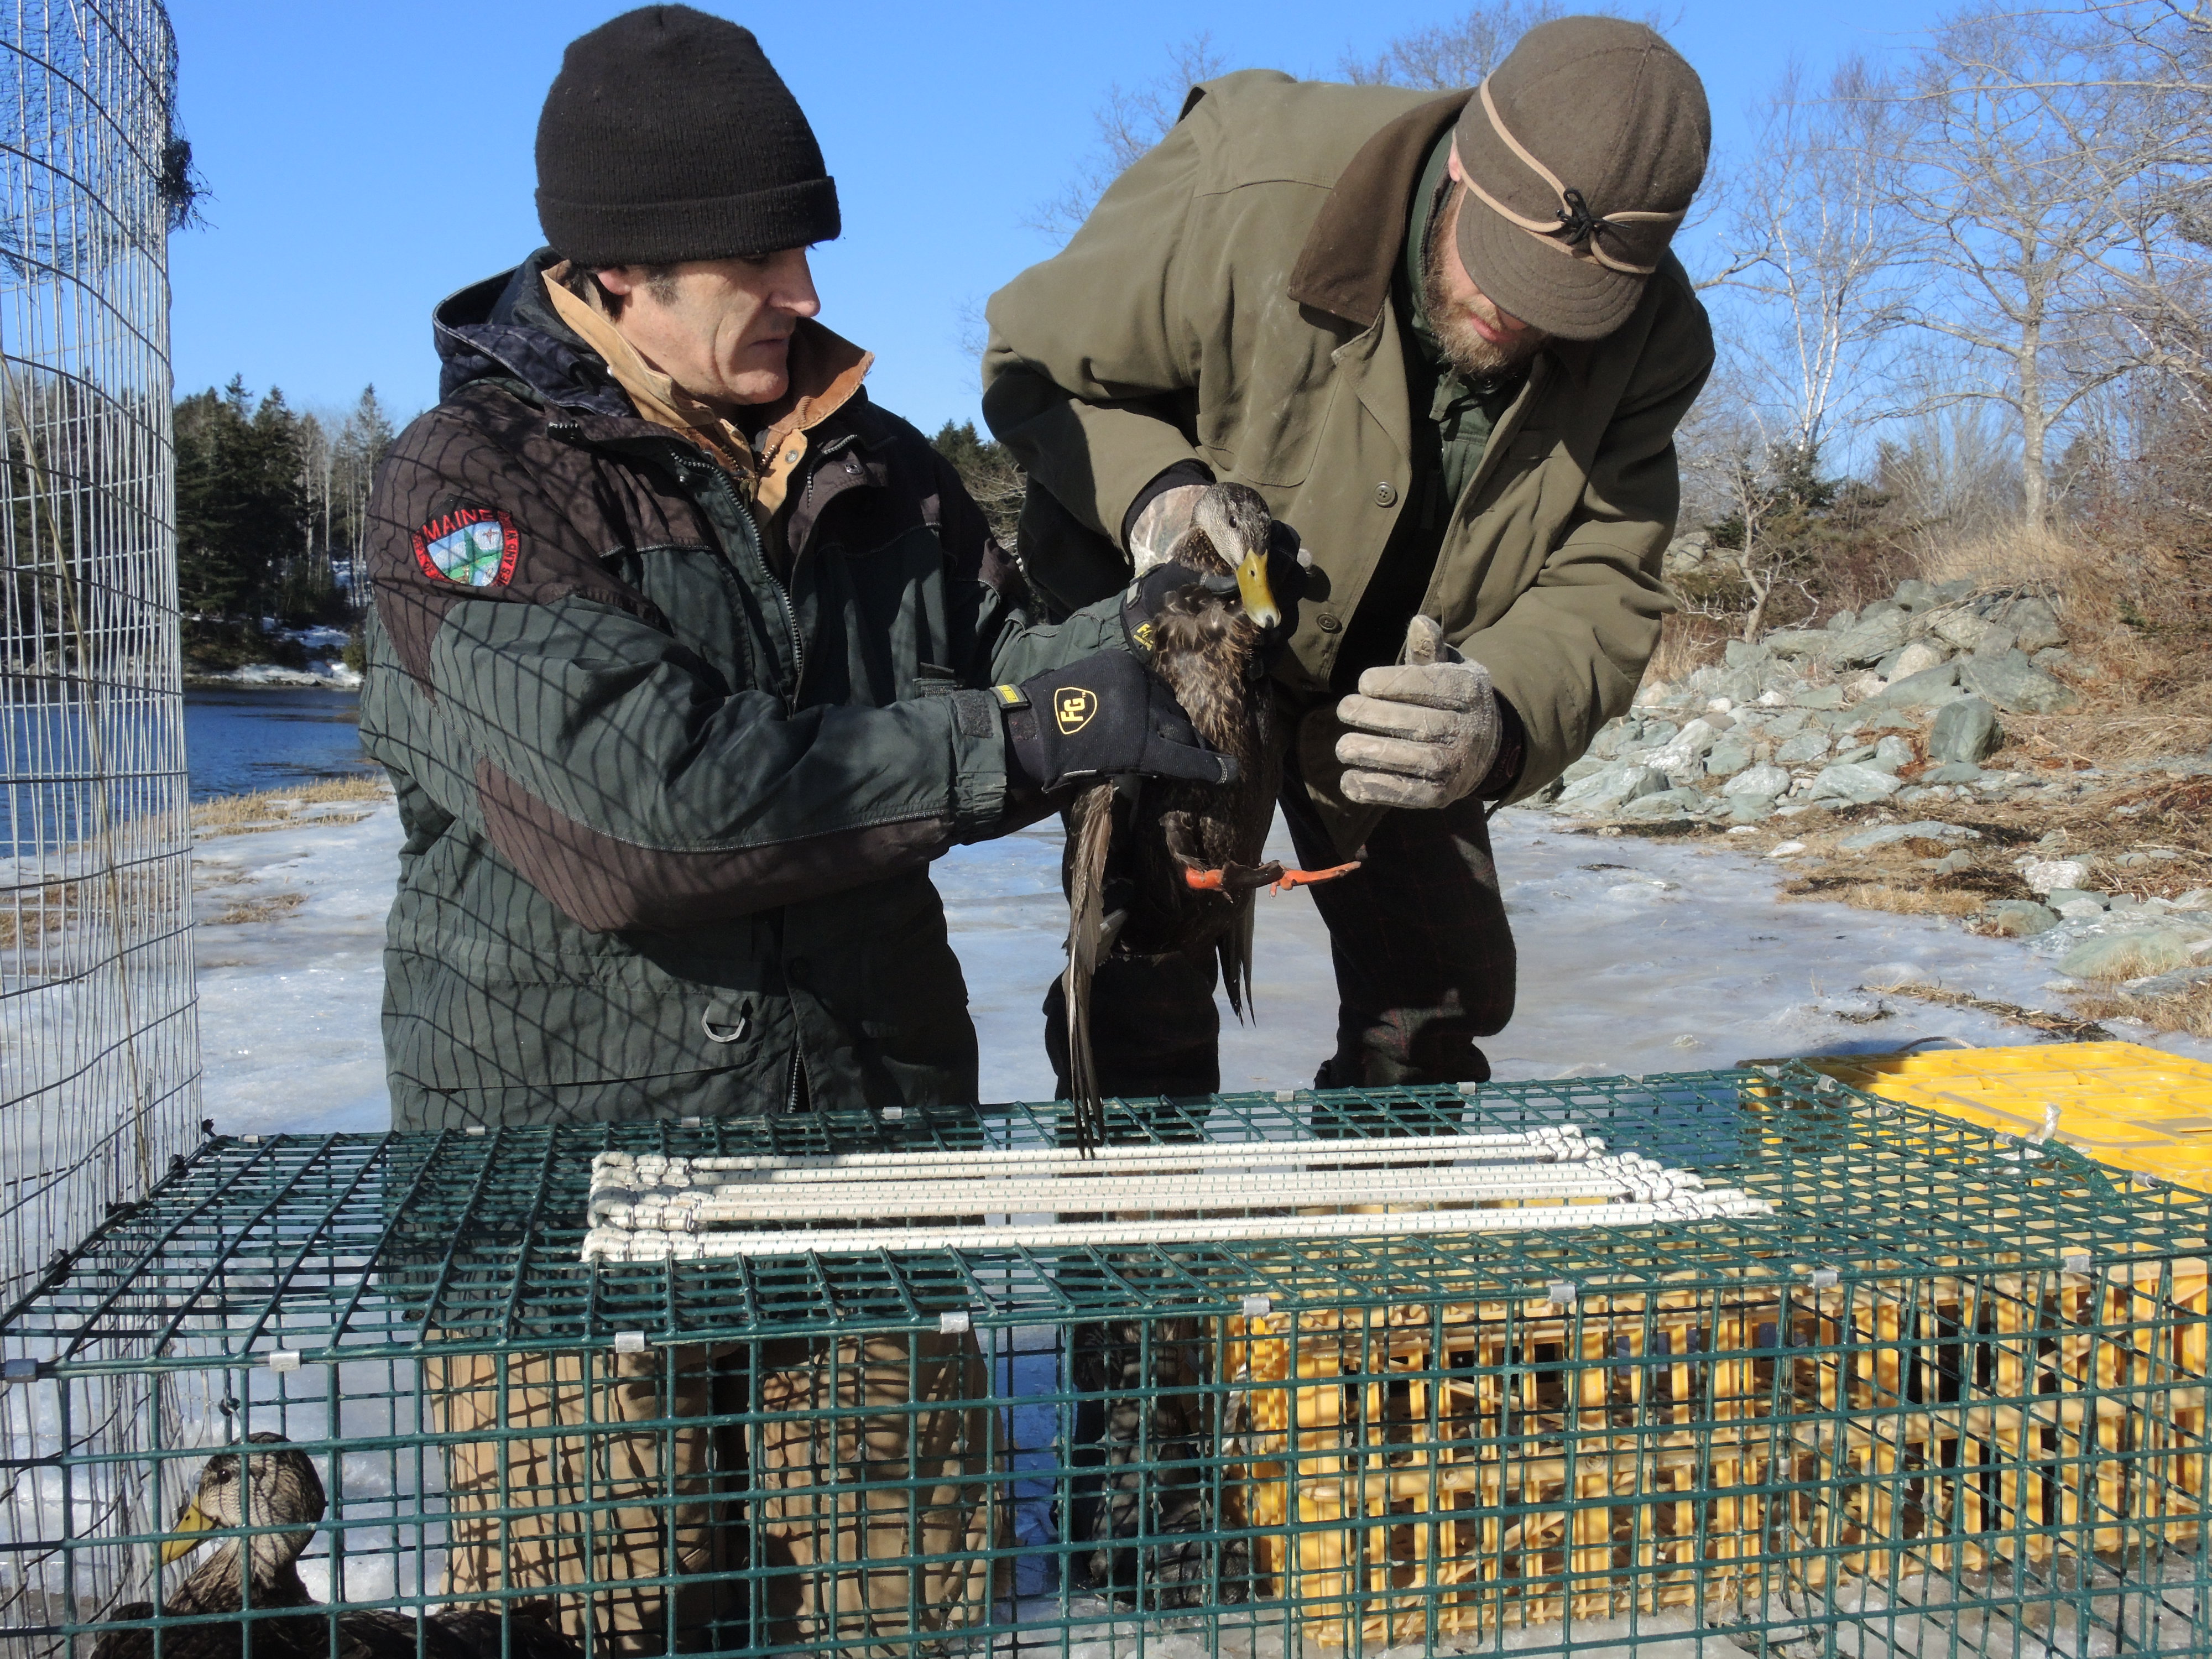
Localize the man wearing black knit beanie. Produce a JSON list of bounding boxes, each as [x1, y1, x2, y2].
[[361, 6, 1234, 1132], [361, 12, 1237, 1644]]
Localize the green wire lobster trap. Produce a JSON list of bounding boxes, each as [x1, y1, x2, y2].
[[0, 1070, 2206, 1659]]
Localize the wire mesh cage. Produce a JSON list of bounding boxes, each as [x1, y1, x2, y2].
[[0, 1071, 2206, 1659], [0, 3, 197, 1643], [0, 0, 199, 1289]]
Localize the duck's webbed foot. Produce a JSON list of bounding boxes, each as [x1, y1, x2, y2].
[[1181, 860, 1284, 893], [1270, 848, 1367, 893]]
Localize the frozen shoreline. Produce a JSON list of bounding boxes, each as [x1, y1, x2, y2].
[[191, 795, 2211, 1137]]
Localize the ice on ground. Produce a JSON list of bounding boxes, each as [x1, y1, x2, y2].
[[194, 799, 401, 1135], [194, 799, 2211, 1136]]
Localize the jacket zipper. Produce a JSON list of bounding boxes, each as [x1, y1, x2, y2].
[[676, 444, 807, 706]]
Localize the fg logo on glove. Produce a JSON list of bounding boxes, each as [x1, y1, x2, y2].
[[1054, 688, 1097, 734]]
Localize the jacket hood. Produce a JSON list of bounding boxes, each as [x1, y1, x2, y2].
[[432, 248, 634, 417]]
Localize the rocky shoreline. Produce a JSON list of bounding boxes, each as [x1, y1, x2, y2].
[[1515, 573, 2212, 1034]]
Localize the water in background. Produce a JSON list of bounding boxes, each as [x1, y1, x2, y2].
[[184, 690, 377, 801]]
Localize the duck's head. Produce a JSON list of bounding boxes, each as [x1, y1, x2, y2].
[[164, 1432, 324, 1582], [1186, 484, 1282, 632]]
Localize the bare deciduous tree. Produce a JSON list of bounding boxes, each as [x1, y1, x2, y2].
[[1709, 59, 1912, 462], [1877, 9, 2154, 524], [1340, 1, 1564, 86], [1027, 35, 1227, 243]]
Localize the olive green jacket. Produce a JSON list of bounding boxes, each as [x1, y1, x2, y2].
[[983, 73, 1712, 834]]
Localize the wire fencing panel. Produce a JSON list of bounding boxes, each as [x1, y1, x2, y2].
[[0, 0, 197, 1297], [0, 0, 200, 1635]]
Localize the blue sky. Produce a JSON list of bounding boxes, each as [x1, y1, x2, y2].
[[166, 0, 1943, 435]]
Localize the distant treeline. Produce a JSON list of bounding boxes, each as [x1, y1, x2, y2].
[[176, 378, 395, 646]]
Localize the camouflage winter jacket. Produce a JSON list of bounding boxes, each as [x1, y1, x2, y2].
[[360, 251, 1120, 1126]]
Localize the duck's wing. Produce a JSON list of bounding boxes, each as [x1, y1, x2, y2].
[[90, 1603, 158, 1659], [430, 1608, 582, 1659], [337, 1608, 472, 1659]]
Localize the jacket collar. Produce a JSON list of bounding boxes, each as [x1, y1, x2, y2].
[[538, 265, 873, 497], [431, 251, 878, 508], [1286, 92, 1469, 327]]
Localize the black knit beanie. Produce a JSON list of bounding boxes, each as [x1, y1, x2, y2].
[[535, 6, 839, 267]]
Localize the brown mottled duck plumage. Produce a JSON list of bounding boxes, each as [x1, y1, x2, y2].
[[1063, 483, 1284, 1147], [93, 1436, 575, 1659]]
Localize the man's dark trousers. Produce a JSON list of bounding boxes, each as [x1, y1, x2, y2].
[[1041, 749, 1517, 1098]]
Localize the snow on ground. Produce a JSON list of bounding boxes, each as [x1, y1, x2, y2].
[[195, 796, 2210, 1136], [192, 800, 399, 1134]]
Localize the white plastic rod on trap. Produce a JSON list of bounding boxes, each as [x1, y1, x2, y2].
[[590, 1156, 1710, 1227], [589, 1126, 1599, 1187], [582, 1188, 1772, 1261]]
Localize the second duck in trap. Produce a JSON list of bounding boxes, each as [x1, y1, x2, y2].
[[1060, 483, 1359, 1150]]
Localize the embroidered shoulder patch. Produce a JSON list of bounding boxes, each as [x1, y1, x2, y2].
[[412, 508, 518, 588]]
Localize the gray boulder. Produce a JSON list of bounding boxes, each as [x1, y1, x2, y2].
[[1827, 609, 1912, 668], [1928, 696, 2004, 764], [1618, 786, 1706, 821], [1985, 900, 2059, 937], [1840, 820, 1981, 850], [1929, 609, 1997, 653], [1811, 761, 1906, 804], [1894, 578, 1932, 608], [1766, 629, 1833, 661], [1704, 740, 1755, 778], [1723, 763, 1793, 799], [2046, 886, 2107, 911], [1554, 762, 1670, 816], [1959, 650, 2080, 714], [2059, 930, 2195, 981], [1775, 731, 1831, 765], [1792, 685, 1847, 709], [1932, 578, 1977, 602], [1872, 664, 1963, 709], [1872, 734, 1917, 772], [1724, 638, 1770, 670], [1661, 532, 1713, 577], [1997, 594, 2065, 653], [1888, 639, 1950, 680], [1826, 609, 1859, 632]]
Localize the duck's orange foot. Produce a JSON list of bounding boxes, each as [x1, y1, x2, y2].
[[1183, 860, 1286, 894], [1271, 859, 1364, 893]]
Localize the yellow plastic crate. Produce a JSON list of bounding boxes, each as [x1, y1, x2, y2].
[[1783, 1041, 2212, 1188]]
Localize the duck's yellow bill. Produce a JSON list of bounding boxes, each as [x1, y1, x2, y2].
[[162, 1501, 216, 1563], [1233, 550, 1280, 630]]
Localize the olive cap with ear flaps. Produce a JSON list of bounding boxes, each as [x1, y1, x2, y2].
[[1451, 15, 1709, 341]]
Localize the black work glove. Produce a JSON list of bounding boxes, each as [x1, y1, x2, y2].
[[1121, 520, 1308, 664], [995, 648, 1241, 793]]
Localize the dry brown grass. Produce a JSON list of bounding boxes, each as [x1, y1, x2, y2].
[[1839, 883, 1991, 919], [208, 891, 306, 926], [192, 776, 386, 838], [1866, 979, 2116, 1040], [1641, 612, 1732, 690], [0, 883, 75, 951], [1916, 522, 2101, 589], [2068, 979, 2212, 1039]]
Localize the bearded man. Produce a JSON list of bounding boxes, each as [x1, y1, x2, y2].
[[983, 15, 1715, 1096]]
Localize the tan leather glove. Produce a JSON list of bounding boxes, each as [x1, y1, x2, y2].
[[1335, 616, 1503, 810]]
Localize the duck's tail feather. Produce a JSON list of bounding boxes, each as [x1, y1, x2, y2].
[[1218, 895, 1257, 1025], [1063, 782, 1118, 1155]]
